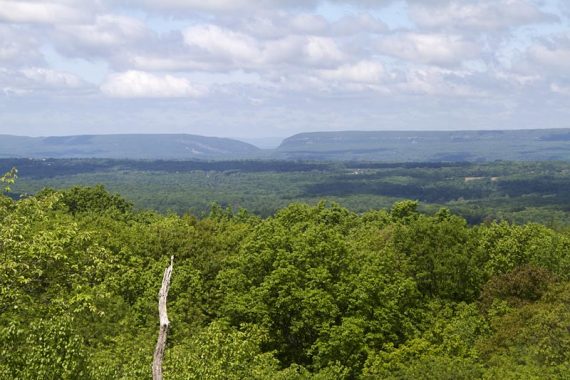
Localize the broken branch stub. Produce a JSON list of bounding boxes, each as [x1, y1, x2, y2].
[[152, 256, 174, 380]]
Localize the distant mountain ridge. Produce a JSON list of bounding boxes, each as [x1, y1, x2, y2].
[[1, 129, 569, 161], [0, 134, 261, 159], [275, 129, 570, 162]]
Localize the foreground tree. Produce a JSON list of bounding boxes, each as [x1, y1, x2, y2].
[[1, 186, 569, 378]]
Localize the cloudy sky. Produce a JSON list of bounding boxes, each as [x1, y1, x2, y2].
[[0, 0, 569, 141]]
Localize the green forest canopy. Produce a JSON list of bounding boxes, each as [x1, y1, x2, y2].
[[4, 159, 570, 226], [1, 184, 570, 379]]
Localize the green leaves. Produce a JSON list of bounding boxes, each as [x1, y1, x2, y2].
[[1, 167, 17, 193], [164, 321, 303, 380], [0, 317, 88, 380], [1, 187, 569, 379], [478, 222, 570, 279], [59, 185, 133, 215]]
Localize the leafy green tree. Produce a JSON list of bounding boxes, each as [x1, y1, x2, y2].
[[478, 282, 570, 370], [363, 302, 488, 379], [165, 321, 306, 380], [477, 222, 570, 278], [57, 185, 133, 215], [0, 167, 17, 193], [479, 265, 554, 310], [1, 182, 569, 379], [1, 316, 88, 379], [389, 208, 482, 301]]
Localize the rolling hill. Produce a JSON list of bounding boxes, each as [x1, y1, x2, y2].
[[0, 134, 261, 159], [275, 129, 570, 161], [1, 129, 569, 161]]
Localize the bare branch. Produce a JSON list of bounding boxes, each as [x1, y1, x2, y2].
[[152, 256, 174, 380]]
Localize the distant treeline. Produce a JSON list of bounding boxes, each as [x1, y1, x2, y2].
[[0, 159, 329, 179], [0, 158, 481, 180], [4, 158, 570, 226]]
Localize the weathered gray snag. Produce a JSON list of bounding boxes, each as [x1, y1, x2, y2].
[[152, 256, 174, 380]]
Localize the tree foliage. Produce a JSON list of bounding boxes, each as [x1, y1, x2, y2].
[[1, 184, 569, 378]]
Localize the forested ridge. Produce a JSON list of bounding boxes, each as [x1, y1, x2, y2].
[[2, 129, 569, 161], [1, 180, 570, 379]]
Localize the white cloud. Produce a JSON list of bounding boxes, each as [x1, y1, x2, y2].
[[183, 25, 261, 63], [0, 0, 94, 24], [228, 11, 386, 40], [319, 60, 386, 83], [397, 67, 486, 97], [331, 14, 387, 35], [118, 0, 316, 12], [0, 25, 43, 66], [550, 82, 570, 96], [0, 0, 567, 136], [21, 67, 83, 88], [182, 24, 345, 69], [289, 13, 328, 34], [127, 55, 211, 71], [0, 67, 87, 96], [119, 0, 401, 13], [527, 39, 570, 74], [376, 33, 479, 66], [100, 70, 207, 98], [410, 0, 556, 31], [220, 11, 328, 40], [303, 36, 345, 63], [53, 14, 150, 58], [493, 71, 540, 87]]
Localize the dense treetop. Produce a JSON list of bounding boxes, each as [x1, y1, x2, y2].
[[1, 184, 569, 379]]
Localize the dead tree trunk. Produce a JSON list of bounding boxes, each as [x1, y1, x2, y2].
[[152, 256, 174, 380]]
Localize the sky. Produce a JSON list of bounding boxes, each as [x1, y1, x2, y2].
[[0, 0, 569, 140]]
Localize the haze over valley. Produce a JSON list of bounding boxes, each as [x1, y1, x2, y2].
[[2, 128, 570, 161]]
